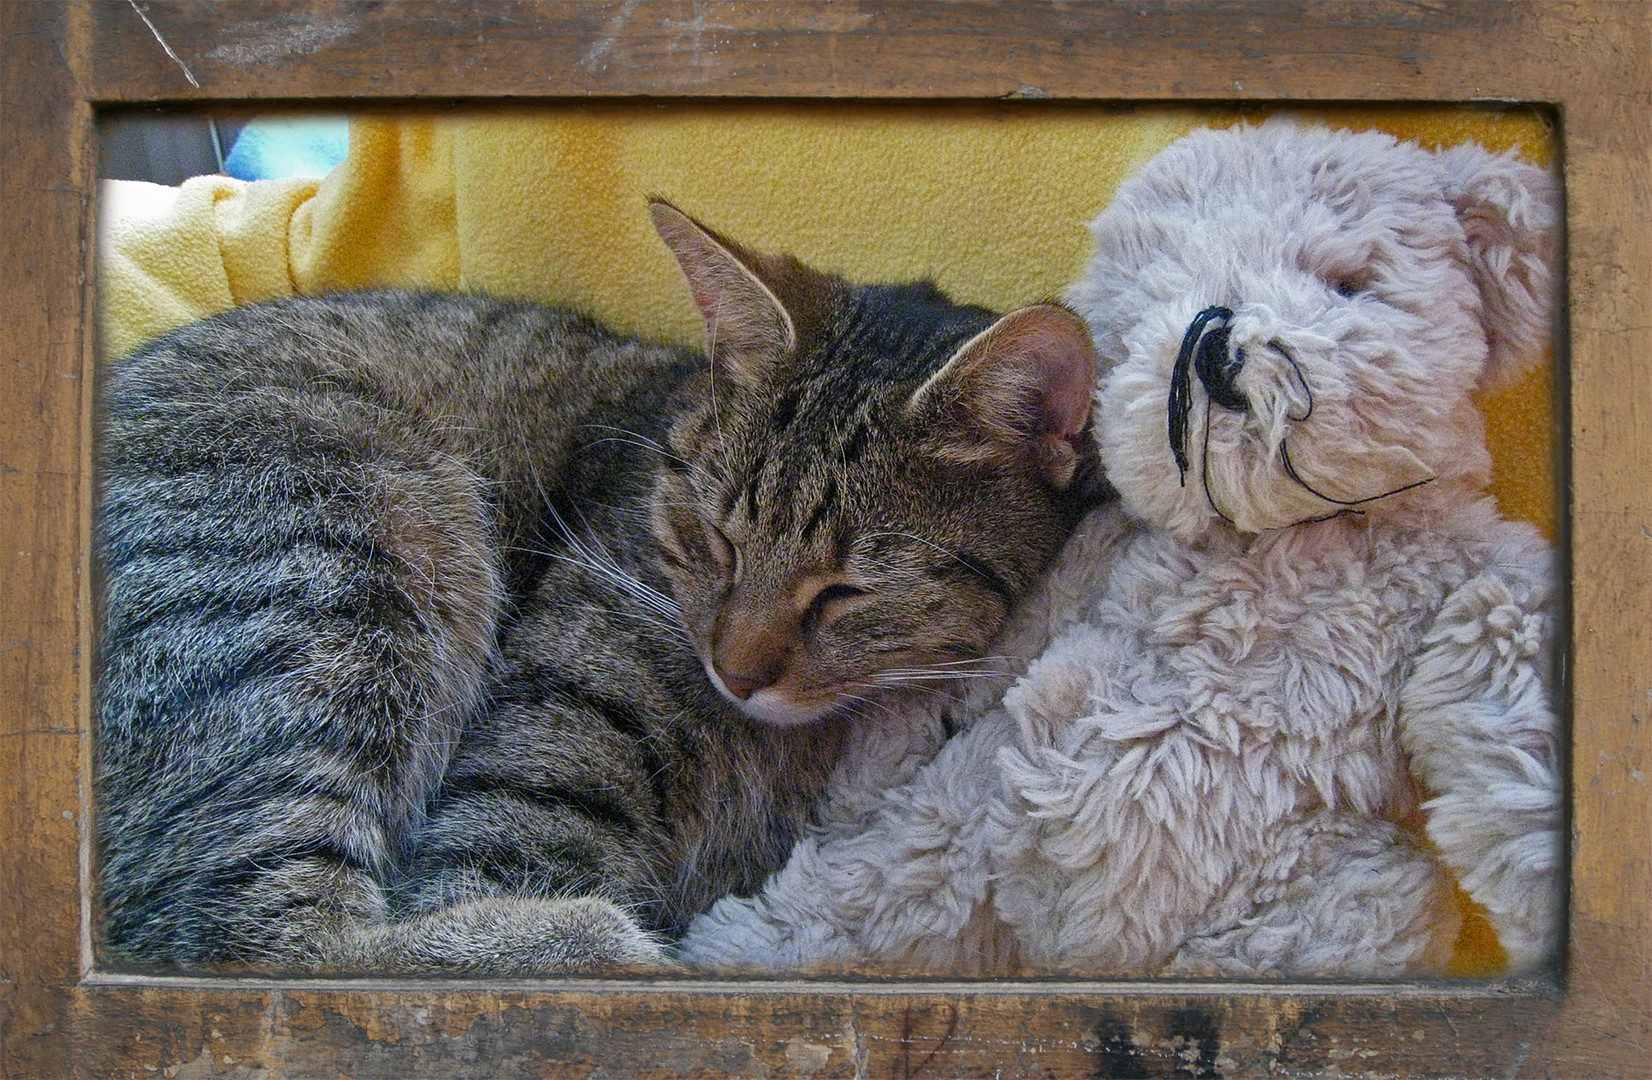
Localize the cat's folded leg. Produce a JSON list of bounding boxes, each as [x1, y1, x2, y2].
[[95, 383, 506, 970], [335, 895, 671, 974], [134, 851, 668, 975], [391, 685, 686, 972], [198, 853, 670, 974]]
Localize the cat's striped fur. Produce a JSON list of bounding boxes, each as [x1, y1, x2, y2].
[[94, 203, 1105, 972]]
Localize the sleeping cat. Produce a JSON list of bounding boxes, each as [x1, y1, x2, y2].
[[94, 201, 1105, 973]]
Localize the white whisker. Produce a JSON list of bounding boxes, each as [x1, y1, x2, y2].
[[573, 423, 727, 488], [870, 670, 1008, 683], [862, 530, 993, 582]]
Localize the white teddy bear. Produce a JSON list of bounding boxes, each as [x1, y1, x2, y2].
[[678, 119, 1562, 978]]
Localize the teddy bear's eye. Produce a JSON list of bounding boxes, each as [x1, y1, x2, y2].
[[1328, 270, 1381, 300], [1330, 270, 1375, 298]]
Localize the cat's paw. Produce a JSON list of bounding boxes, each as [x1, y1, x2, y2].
[[350, 895, 674, 975]]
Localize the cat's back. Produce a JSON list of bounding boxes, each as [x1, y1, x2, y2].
[[104, 291, 689, 461]]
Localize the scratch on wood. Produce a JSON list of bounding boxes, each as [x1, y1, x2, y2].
[[661, 2, 737, 70], [125, 0, 198, 87], [845, 1017, 869, 1080], [896, 1001, 959, 1078], [580, 0, 640, 72], [203, 18, 357, 67]]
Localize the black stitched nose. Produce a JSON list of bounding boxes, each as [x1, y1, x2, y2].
[[1192, 310, 1247, 410], [1168, 305, 1245, 484]]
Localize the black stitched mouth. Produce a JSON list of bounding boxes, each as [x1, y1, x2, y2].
[[1168, 305, 1240, 484]]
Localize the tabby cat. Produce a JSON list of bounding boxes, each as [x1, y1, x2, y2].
[[95, 202, 1105, 973]]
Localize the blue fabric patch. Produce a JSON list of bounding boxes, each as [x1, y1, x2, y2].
[[225, 117, 349, 181]]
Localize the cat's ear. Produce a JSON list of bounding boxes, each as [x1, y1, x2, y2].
[[650, 200, 796, 387], [907, 303, 1098, 489]]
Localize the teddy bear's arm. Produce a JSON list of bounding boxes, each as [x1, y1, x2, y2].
[[1397, 534, 1563, 973], [676, 711, 1017, 973]]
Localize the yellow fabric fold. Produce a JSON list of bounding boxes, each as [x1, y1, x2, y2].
[[97, 175, 317, 360]]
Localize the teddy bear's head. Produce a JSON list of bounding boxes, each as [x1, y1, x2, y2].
[[1066, 120, 1557, 542]]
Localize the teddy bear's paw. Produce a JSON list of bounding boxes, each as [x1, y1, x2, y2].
[[677, 832, 896, 971], [1416, 569, 1553, 702], [679, 720, 1009, 975], [1418, 793, 1562, 975]]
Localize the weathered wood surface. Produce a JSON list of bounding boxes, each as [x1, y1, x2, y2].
[[0, 3, 96, 1079], [71, 0, 1594, 103], [63, 978, 1576, 1078], [2, 1, 1649, 1077]]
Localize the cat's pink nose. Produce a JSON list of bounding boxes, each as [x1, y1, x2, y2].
[[718, 671, 765, 700]]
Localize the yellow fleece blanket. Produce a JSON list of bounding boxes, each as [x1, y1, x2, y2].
[[96, 104, 1557, 976]]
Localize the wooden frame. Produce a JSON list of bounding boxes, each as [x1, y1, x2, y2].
[[2, 2, 1646, 1075]]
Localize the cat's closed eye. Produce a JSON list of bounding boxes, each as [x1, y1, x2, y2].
[[801, 581, 871, 633], [704, 520, 738, 578]]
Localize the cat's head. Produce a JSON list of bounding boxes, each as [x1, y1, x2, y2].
[[648, 201, 1103, 726]]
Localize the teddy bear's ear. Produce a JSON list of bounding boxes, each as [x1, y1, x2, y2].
[[1435, 144, 1560, 386]]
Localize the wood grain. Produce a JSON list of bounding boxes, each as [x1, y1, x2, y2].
[[62, 977, 1576, 1078], [83, 0, 1556, 103], [2, 1, 1648, 1076], [0, 4, 94, 1079], [1558, 6, 1652, 1074]]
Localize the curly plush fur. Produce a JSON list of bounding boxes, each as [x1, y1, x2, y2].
[[678, 120, 1562, 978]]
